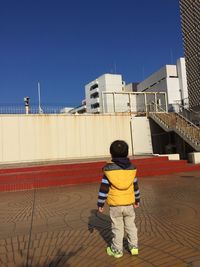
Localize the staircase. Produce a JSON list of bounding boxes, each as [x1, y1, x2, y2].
[[149, 112, 200, 151], [176, 104, 200, 127], [1, 156, 200, 192]]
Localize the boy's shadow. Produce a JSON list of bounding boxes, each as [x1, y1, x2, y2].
[[88, 209, 112, 246]]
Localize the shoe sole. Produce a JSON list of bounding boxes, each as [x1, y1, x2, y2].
[[106, 247, 123, 258]]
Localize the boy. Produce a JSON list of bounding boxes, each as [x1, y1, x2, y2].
[[97, 140, 140, 258]]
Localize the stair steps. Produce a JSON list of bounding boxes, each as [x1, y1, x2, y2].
[[0, 156, 200, 191]]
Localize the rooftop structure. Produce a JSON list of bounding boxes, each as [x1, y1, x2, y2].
[[137, 58, 188, 111]]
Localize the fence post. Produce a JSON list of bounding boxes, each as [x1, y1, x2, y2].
[[113, 92, 116, 113]]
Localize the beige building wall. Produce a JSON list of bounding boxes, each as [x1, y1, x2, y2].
[[0, 114, 149, 164]]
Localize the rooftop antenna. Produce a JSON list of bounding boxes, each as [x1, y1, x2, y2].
[[38, 82, 44, 114]]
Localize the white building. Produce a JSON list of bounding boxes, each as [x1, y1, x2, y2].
[[72, 73, 167, 114], [60, 107, 74, 113], [69, 100, 86, 114], [72, 58, 186, 115], [85, 73, 126, 113], [137, 58, 188, 111]]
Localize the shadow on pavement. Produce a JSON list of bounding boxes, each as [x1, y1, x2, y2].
[[88, 209, 112, 246], [44, 249, 79, 267], [17, 247, 81, 267]]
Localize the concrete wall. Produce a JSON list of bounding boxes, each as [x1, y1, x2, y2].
[[0, 114, 152, 164], [131, 116, 153, 155]]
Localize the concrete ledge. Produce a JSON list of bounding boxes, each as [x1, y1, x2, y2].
[[154, 154, 180, 160], [188, 152, 200, 164]]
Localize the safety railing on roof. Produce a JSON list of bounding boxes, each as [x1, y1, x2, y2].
[[0, 105, 73, 114]]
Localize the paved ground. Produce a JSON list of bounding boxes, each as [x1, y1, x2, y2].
[[0, 171, 200, 267]]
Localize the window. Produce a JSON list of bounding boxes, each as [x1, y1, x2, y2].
[[90, 84, 98, 91], [91, 103, 100, 109], [78, 108, 86, 114], [90, 92, 99, 98]]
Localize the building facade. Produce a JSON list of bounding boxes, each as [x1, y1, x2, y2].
[[180, 0, 200, 110], [85, 74, 125, 113], [137, 58, 188, 111], [71, 71, 169, 114]]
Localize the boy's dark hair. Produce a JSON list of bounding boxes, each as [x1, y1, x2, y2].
[[110, 140, 129, 157]]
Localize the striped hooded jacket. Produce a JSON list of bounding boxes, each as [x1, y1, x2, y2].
[[97, 158, 140, 207]]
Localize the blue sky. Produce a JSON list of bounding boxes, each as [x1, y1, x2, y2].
[[0, 0, 183, 106]]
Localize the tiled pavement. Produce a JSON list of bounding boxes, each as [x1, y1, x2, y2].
[[0, 171, 200, 267]]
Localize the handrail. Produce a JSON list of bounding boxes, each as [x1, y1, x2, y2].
[[176, 103, 200, 115], [148, 99, 200, 150], [149, 112, 200, 148], [176, 112, 200, 130], [147, 102, 167, 113], [150, 100, 200, 128]]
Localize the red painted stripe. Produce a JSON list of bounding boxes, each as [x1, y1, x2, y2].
[[0, 157, 200, 192], [0, 156, 170, 174]]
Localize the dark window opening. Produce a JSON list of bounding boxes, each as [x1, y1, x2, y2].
[[90, 84, 98, 91], [91, 103, 100, 109], [90, 92, 99, 98]]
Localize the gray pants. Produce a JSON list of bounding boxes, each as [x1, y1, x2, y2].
[[109, 205, 138, 253]]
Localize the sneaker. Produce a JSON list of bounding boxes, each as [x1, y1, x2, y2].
[[106, 247, 123, 258], [129, 246, 139, 256]]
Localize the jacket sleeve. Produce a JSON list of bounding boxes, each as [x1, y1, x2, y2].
[[133, 176, 140, 203], [97, 175, 110, 207]]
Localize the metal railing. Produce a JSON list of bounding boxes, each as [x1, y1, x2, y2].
[[101, 91, 168, 114], [0, 104, 73, 114], [176, 104, 200, 126], [149, 110, 200, 150]]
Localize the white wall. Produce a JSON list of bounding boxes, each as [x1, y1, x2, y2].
[[166, 78, 181, 104], [131, 116, 153, 155], [0, 114, 153, 164], [102, 93, 137, 113], [177, 57, 188, 103], [104, 74, 123, 92]]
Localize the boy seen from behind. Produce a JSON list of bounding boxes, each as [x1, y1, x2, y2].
[[97, 140, 140, 258]]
